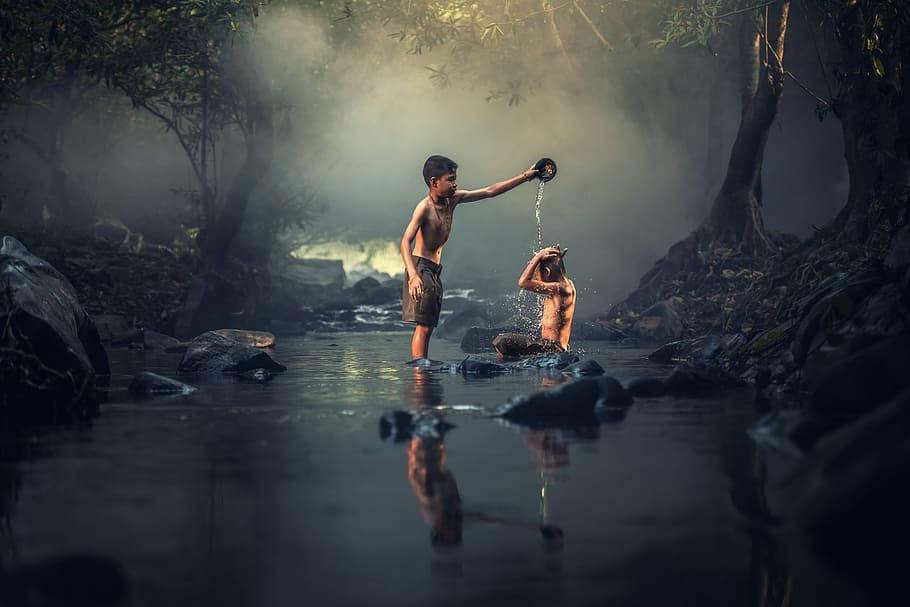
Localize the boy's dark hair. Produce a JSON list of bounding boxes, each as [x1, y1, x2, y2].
[[423, 155, 458, 186], [540, 252, 566, 277]]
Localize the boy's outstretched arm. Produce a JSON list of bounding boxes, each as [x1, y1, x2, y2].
[[400, 203, 427, 301], [517, 247, 562, 295], [454, 165, 538, 204]]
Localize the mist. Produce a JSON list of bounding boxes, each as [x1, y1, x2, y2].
[[1, 4, 847, 317]]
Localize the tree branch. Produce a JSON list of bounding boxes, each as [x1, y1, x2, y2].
[[572, 1, 613, 51], [709, 0, 782, 20]]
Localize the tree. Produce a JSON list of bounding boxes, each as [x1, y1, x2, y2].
[[110, 0, 273, 266], [819, 0, 909, 247], [0, 0, 136, 223]]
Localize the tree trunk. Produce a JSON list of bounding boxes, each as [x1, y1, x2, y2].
[[212, 84, 274, 267], [831, 3, 910, 245], [703, 2, 790, 257]]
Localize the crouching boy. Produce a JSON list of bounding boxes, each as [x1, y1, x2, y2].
[[493, 245, 576, 358]]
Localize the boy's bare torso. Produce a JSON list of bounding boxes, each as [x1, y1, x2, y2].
[[413, 197, 454, 264], [541, 278, 576, 348]]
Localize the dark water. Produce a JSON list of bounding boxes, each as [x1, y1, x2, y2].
[[0, 334, 870, 606]]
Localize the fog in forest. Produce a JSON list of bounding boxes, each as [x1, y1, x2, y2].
[[1, 5, 847, 316]]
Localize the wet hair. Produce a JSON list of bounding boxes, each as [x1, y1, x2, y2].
[[423, 155, 458, 187], [540, 252, 566, 278]]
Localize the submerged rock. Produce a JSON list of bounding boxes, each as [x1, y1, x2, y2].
[[561, 359, 605, 376], [796, 388, 910, 598], [176, 331, 287, 376], [238, 368, 273, 382], [458, 356, 512, 377], [515, 351, 579, 369], [496, 376, 632, 426], [0, 236, 109, 419], [129, 372, 196, 395], [664, 363, 745, 396]]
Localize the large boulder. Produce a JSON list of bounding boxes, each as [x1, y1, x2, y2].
[[177, 331, 287, 376], [0, 236, 109, 418], [495, 376, 632, 426]]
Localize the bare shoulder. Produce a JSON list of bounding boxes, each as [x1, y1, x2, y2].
[[564, 279, 577, 297]]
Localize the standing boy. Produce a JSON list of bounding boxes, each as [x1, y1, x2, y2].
[[493, 244, 576, 358], [400, 155, 538, 360]]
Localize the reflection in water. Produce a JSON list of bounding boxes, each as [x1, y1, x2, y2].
[[404, 367, 445, 409], [720, 416, 793, 607], [407, 437, 463, 546]]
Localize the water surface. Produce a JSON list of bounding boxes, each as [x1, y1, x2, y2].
[[0, 334, 869, 606]]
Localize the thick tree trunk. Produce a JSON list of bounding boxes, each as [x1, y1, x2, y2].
[[703, 2, 790, 257], [212, 86, 274, 267], [831, 3, 910, 245]]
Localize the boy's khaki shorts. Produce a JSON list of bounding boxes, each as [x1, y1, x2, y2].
[[402, 256, 443, 327]]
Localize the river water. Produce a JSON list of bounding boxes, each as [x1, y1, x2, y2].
[[0, 333, 870, 606]]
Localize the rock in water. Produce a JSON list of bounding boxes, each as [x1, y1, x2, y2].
[[458, 356, 512, 377], [0, 236, 109, 419], [516, 352, 579, 369], [561, 360, 605, 376], [496, 376, 632, 426], [664, 363, 745, 396], [177, 331, 286, 376], [213, 328, 275, 348], [129, 372, 196, 395], [461, 326, 521, 353]]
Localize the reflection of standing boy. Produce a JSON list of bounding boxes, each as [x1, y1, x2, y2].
[[400, 155, 538, 360]]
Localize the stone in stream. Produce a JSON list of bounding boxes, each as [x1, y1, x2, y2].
[[238, 368, 273, 382], [561, 359, 605, 376], [213, 328, 275, 348], [0, 236, 109, 418], [664, 363, 745, 396], [177, 331, 287, 376], [129, 372, 196, 395], [495, 376, 632, 426], [515, 351, 579, 370], [458, 356, 512, 377]]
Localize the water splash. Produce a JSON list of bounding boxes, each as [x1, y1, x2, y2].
[[534, 181, 545, 250]]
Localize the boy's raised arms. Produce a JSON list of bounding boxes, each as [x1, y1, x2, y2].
[[453, 165, 538, 204], [517, 247, 566, 296]]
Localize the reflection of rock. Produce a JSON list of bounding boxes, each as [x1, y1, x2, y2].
[[496, 376, 632, 426], [561, 360, 604, 376], [129, 372, 196, 395], [648, 333, 746, 364], [515, 352, 579, 369], [0, 553, 126, 607], [379, 410, 455, 442], [176, 331, 287, 376], [1, 236, 109, 419], [797, 388, 910, 599], [664, 363, 745, 396], [624, 377, 668, 397]]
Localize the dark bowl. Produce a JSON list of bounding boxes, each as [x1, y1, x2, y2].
[[534, 157, 557, 183]]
